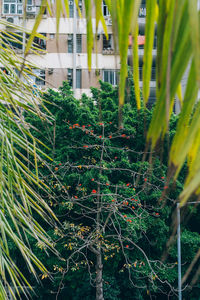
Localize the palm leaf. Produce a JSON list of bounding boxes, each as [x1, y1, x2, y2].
[[0, 18, 58, 299]]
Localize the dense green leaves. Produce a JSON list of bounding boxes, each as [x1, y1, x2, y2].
[[23, 82, 200, 299], [39, 0, 200, 205]]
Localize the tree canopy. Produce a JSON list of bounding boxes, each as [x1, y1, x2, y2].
[[23, 81, 200, 299], [24, 0, 200, 207]]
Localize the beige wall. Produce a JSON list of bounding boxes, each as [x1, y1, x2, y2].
[[46, 68, 101, 90], [46, 34, 108, 55], [46, 33, 68, 53], [45, 68, 67, 88], [82, 69, 100, 89]]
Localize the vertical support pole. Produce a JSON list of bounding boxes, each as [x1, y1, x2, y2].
[[177, 203, 182, 300], [22, 0, 26, 57], [73, 0, 77, 93]]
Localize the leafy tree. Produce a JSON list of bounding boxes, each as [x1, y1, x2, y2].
[[24, 81, 200, 299], [27, 0, 200, 206], [0, 0, 199, 297]]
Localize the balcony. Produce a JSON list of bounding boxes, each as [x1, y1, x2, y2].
[[102, 48, 114, 55]]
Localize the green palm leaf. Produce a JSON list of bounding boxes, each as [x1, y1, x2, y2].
[[0, 19, 57, 299]]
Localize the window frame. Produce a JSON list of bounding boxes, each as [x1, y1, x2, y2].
[[2, 0, 23, 15], [68, 34, 73, 53], [102, 0, 110, 17], [76, 69, 82, 89], [76, 34, 82, 53], [103, 34, 113, 50], [67, 68, 73, 87], [103, 70, 118, 86], [34, 69, 45, 86]]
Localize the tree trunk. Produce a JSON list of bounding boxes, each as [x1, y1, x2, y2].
[[96, 250, 104, 300]]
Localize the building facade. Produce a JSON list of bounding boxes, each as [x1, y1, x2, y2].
[[0, 0, 159, 104], [128, 0, 156, 106], [0, 0, 122, 98]]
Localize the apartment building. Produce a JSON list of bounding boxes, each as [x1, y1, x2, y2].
[[0, 0, 160, 105], [128, 0, 156, 106], [0, 0, 121, 98]]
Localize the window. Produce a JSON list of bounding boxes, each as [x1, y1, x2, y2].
[[10, 4, 16, 13], [26, 33, 46, 50], [68, 35, 82, 53], [153, 36, 157, 49], [102, 0, 110, 16], [33, 33, 46, 50], [139, 3, 146, 17], [68, 34, 73, 53], [76, 69, 82, 88], [103, 34, 113, 50], [3, 4, 9, 13], [17, 4, 22, 13], [67, 68, 73, 87], [69, 0, 74, 17], [2, 32, 23, 50], [69, 0, 82, 18], [139, 67, 142, 81], [76, 34, 82, 53], [151, 67, 156, 80], [77, 0, 82, 16], [28, 69, 45, 86], [35, 70, 45, 86], [103, 70, 118, 86], [2, 0, 23, 15], [50, 33, 55, 40], [67, 69, 82, 88]]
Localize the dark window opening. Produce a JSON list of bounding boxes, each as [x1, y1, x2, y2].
[[2, 32, 23, 50], [68, 34, 73, 53], [35, 69, 45, 86], [76, 34, 82, 53], [67, 68, 73, 86], [33, 33, 46, 50], [103, 0, 110, 16], [26, 33, 46, 50], [76, 69, 82, 88], [103, 34, 113, 50], [103, 70, 118, 86]]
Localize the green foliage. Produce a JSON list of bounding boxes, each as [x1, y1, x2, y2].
[[24, 81, 200, 300]]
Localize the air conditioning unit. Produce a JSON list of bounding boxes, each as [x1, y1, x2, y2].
[[48, 68, 53, 75], [39, 70, 45, 76], [79, 1, 82, 6], [26, 5, 36, 14], [106, 18, 112, 26], [67, 35, 73, 40], [6, 16, 19, 27]]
